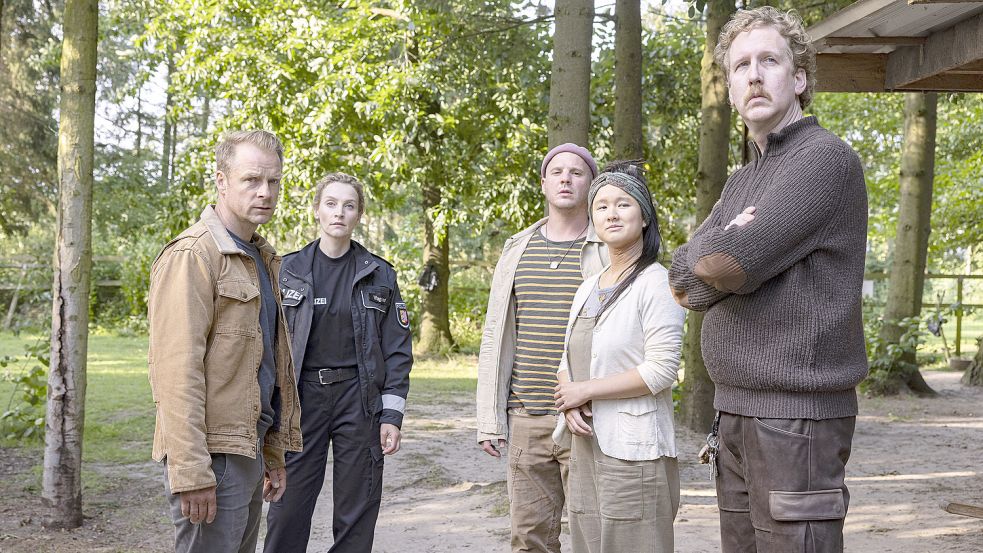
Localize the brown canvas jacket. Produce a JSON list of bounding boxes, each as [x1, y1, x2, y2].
[[148, 206, 303, 494]]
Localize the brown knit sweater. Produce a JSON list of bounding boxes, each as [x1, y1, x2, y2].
[[669, 117, 868, 420]]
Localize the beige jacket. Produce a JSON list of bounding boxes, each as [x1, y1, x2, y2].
[[554, 263, 685, 461], [475, 217, 607, 443], [148, 206, 303, 494]]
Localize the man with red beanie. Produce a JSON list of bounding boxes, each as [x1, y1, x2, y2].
[[476, 143, 607, 552]]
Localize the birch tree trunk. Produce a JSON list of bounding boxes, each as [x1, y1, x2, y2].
[[613, 0, 642, 159], [43, 0, 98, 529], [547, 0, 593, 148], [880, 92, 938, 395], [160, 49, 174, 189], [680, 0, 734, 434]]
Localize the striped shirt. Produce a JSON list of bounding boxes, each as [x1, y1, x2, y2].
[[508, 231, 586, 415]]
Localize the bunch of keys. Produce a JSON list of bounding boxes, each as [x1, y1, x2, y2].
[[698, 432, 719, 482], [698, 412, 721, 482]]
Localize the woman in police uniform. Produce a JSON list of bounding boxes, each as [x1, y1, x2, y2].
[[264, 172, 413, 553]]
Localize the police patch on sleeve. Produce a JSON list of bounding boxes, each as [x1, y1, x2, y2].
[[395, 302, 410, 329]]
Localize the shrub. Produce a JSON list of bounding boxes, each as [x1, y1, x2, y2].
[[0, 337, 48, 441]]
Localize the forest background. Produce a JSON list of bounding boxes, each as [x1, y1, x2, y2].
[[0, 0, 981, 543], [3, 0, 980, 354]]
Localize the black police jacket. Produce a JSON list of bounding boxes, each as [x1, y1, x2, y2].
[[279, 239, 413, 427]]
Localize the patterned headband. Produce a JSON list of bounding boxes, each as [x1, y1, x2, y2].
[[587, 171, 656, 224]]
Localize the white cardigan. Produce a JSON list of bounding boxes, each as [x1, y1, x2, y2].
[[554, 262, 685, 461]]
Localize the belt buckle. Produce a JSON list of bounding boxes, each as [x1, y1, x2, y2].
[[318, 368, 330, 385]]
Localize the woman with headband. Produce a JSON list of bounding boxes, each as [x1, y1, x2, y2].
[[553, 160, 685, 552]]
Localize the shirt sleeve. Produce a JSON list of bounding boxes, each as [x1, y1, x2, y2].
[[379, 270, 413, 428], [635, 271, 686, 395]]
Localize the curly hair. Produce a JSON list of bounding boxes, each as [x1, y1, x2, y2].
[[313, 172, 366, 216], [713, 6, 817, 109]]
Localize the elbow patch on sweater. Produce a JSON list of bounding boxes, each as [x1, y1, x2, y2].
[[694, 253, 747, 293]]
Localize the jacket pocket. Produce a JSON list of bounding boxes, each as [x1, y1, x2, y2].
[[361, 285, 392, 313], [617, 400, 658, 446], [215, 279, 260, 336], [207, 279, 261, 429]]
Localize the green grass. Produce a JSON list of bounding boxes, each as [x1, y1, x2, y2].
[[409, 353, 477, 394], [0, 333, 477, 467], [0, 332, 154, 464]]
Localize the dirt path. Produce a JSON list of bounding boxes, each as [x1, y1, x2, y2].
[[0, 371, 980, 552], [319, 371, 983, 552]]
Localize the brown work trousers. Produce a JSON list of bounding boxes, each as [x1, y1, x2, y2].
[[507, 408, 570, 553], [715, 412, 855, 553]]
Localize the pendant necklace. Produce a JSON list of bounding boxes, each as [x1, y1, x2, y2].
[[544, 222, 589, 270]]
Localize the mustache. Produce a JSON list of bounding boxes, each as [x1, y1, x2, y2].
[[744, 84, 770, 103]]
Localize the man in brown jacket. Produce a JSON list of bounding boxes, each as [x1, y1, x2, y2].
[[148, 130, 302, 553]]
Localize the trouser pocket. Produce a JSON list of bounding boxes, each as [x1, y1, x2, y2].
[[770, 489, 846, 521], [595, 461, 643, 521]]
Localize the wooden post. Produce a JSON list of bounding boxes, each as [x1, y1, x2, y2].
[[955, 276, 963, 357], [3, 265, 26, 330]]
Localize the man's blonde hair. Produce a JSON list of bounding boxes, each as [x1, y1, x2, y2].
[[215, 130, 284, 174], [313, 172, 366, 217], [714, 6, 817, 109]]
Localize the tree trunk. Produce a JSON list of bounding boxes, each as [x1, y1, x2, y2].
[[613, 0, 642, 159], [135, 86, 142, 155], [679, 0, 734, 435], [160, 49, 174, 189], [417, 165, 455, 354], [0, 0, 6, 63], [200, 95, 210, 135], [44, 0, 97, 530], [547, 0, 593, 148], [962, 337, 983, 386], [880, 92, 937, 396]]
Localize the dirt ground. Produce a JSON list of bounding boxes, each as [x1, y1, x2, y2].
[[1, 370, 980, 552]]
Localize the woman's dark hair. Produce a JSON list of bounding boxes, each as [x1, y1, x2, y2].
[[595, 159, 663, 320]]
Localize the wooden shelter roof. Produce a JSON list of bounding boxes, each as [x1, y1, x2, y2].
[[807, 0, 983, 92]]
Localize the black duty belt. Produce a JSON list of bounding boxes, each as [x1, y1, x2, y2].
[[300, 367, 358, 385]]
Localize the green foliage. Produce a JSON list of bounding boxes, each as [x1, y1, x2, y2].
[[862, 309, 926, 396], [0, 0, 62, 236], [591, 14, 704, 250], [0, 337, 49, 441]]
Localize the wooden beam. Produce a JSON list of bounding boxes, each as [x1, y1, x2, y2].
[[940, 500, 983, 520], [909, 0, 983, 5], [824, 36, 927, 46], [886, 11, 983, 89], [815, 53, 887, 92], [950, 59, 983, 72], [808, 0, 899, 42], [897, 72, 983, 91]]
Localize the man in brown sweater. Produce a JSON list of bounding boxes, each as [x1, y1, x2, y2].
[[669, 7, 868, 552]]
